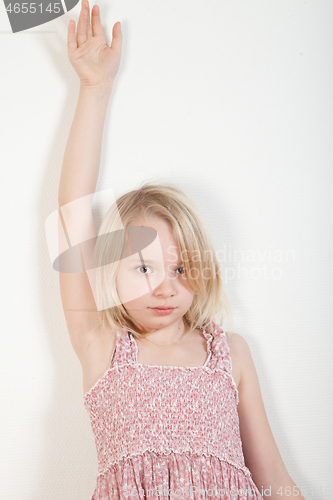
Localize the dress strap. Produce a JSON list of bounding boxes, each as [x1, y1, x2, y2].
[[109, 328, 136, 368], [208, 320, 233, 374], [110, 322, 233, 373]]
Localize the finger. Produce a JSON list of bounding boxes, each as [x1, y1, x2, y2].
[[91, 4, 105, 38], [67, 19, 78, 55], [86, 0, 93, 39], [110, 21, 122, 54], [77, 0, 89, 46]]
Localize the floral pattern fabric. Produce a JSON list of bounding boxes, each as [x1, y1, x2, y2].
[[83, 321, 264, 499]]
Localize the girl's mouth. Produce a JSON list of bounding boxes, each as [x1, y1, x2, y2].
[[150, 307, 175, 315]]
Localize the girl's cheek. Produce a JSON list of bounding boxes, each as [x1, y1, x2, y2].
[[117, 271, 154, 303], [117, 270, 164, 303]]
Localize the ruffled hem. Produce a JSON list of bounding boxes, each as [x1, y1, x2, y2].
[[91, 450, 264, 500]]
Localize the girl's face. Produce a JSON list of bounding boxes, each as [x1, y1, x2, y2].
[[116, 216, 195, 332]]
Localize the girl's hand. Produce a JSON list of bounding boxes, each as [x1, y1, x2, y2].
[[67, 0, 122, 90]]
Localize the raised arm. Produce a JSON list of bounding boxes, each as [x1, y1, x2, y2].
[[58, 0, 122, 357]]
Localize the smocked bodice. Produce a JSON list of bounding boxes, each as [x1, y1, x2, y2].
[[83, 321, 252, 479]]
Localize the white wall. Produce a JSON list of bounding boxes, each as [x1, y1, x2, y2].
[[1, 0, 332, 499]]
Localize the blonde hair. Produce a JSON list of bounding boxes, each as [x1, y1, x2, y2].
[[93, 179, 233, 340]]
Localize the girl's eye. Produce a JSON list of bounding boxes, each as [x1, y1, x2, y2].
[[136, 265, 152, 275], [135, 265, 185, 275]]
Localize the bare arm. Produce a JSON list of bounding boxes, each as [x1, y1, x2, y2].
[[228, 332, 305, 500], [58, 88, 111, 354], [58, 0, 122, 356], [58, 85, 112, 208], [59, 0, 121, 204]]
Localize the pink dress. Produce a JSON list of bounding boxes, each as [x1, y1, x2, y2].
[[83, 320, 264, 499]]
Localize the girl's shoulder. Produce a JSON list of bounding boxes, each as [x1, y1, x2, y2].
[[224, 330, 248, 390], [225, 330, 247, 350], [225, 330, 261, 394]]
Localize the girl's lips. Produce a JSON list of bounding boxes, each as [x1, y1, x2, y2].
[[150, 307, 175, 309], [150, 307, 175, 315]]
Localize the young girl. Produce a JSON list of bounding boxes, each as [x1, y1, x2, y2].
[[58, 1, 305, 498]]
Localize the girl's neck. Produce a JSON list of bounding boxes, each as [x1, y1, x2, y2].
[[141, 323, 190, 346]]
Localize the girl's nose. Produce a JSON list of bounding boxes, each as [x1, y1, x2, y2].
[[152, 270, 177, 294]]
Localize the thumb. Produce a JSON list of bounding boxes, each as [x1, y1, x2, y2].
[[110, 21, 122, 53]]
